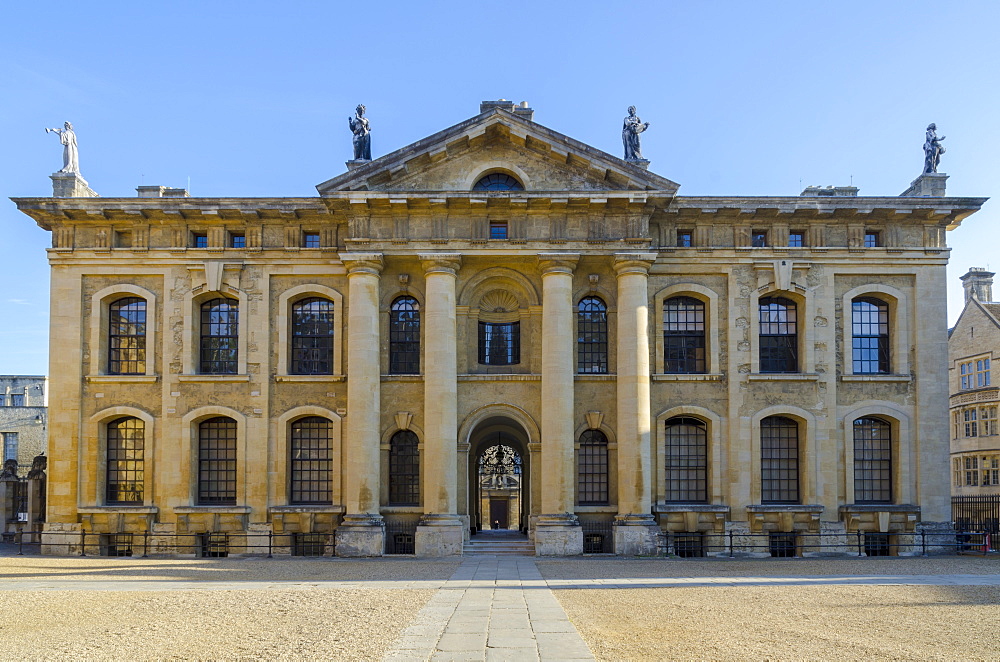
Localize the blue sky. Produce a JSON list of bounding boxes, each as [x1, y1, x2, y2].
[[2, 1, 997, 375]]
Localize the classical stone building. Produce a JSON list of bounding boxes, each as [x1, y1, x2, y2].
[[949, 268, 1000, 497], [12, 101, 986, 556], [0, 375, 48, 466]]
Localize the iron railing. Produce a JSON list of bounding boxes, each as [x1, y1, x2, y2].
[[953, 495, 1000, 550], [581, 520, 614, 553]]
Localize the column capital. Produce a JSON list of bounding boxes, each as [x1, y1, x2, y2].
[[418, 253, 462, 275], [538, 253, 580, 276], [339, 252, 384, 276], [613, 252, 657, 277]]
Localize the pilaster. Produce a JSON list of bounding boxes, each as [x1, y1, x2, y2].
[[415, 253, 464, 556], [535, 253, 583, 556], [337, 252, 385, 556], [613, 252, 659, 555]]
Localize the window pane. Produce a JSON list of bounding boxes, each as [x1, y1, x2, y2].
[[577, 430, 609, 505], [851, 298, 889, 374], [759, 298, 797, 373], [290, 417, 332, 504], [200, 298, 238, 374], [577, 297, 608, 374], [291, 298, 334, 375], [761, 416, 798, 503], [665, 417, 708, 502], [106, 417, 144, 504], [389, 431, 420, 505], [664, 297, 706, 374], [198, 417, 237, 505], [472, 173, 524, 191], [854, 417, 892, 503], [389, 296, 420, 374], [108, 297, 147, 375], [478, 322, 520, 365]]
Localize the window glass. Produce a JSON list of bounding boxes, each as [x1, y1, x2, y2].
[[473, 173, 524, 191], [198, 417, 237, 504], [388, 430, 420, 505], [853, 417, 891, 503], [302, 232, 320, 248], [489, 222, 508, 240], [290, 298, 334, 375], [665, 417, 708, 502], [290, 417, 332, 504], [864, 232, 879, 248], [106, 417, 143, 504], [676, 230, 693, 247], [664, 297, 706, 374], [577, 297, 608, 374], [761, 416, 799, 503], [2, 432, 18, 462], [192, 233, 208, 248], [788, 231, 805, 248], [759, 297, 797, 373], [478, 322, 520, 365], [389, 296, 420, 374], [851, 298, 889, 374], [752, 230, 767, 247], [200, 298, 239, 374], [10, 394, 24, 407], [108, 297, 146, 375], [229, 233, 245, 248], [577, 430, 609, 505]]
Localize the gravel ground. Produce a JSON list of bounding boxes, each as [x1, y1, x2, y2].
[[553, 584, 1000, 661], [0, 587, 434, 661]]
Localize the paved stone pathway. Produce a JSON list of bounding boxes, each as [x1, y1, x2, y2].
[[383, 557, 594, 662]]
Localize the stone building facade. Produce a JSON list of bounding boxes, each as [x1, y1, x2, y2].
[[0, 375, 48, 466], [949, 268, 1000, 496], [12, 101, 986, 556]]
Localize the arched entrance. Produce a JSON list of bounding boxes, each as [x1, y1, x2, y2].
[[466, 416, 531, 535]]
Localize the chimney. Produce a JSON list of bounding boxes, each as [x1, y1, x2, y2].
[[961, 267, 994, 304], [137, 185, 189, 198]]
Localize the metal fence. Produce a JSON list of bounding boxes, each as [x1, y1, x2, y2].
[[384, 519, 417, 555], [953, 495, 1000, 551], [655, 530, 993, 557], [581, 520, 614, 554]]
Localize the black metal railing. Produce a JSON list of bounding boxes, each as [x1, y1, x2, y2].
[[655, 529, 992, 557], [581, 520, 614, 554], [953, 495, 1000, 550], [384, 519, 416, 555]]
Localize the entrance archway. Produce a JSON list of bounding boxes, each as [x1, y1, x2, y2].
[[466, 415, 532, 535]]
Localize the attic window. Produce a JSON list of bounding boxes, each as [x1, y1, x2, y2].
[[473, 173, 524, 191]]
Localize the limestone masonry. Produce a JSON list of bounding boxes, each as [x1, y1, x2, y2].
[[11, 101, 987, 556]]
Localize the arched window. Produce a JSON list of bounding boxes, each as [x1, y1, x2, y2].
[[478, 291, 520, 367], [108, 297, 146, 375], [106, 417, 144, 504], [200, 298, 239, 374], [389, 296, 420, 374], [198, 417, 237, 505], [473, 173, 524, 191], [854, 417, 892, 503], [664, 297, 706, 373], [291, 297, 334, 375], [290, 417, 333, 505], [852, 298, 889, 374], [577, 430, 609, 505], [388, 430, 420, 506], [577, 297, 608, 374], [759, 297, 797, 373], [664, 417, 708, 502], [761, 416, 799, 503]]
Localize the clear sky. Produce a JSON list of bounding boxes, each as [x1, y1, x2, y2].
[[2, 1, 997, 375]]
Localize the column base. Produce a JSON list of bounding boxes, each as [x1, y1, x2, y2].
[[335, 514, 385, 557], [614, 514, 660, 556], [534, 514, 583, 556], [415, 514, 464, 556]]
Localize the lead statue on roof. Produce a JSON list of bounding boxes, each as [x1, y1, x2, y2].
[[622, 106, 650, 161], [923, 123, 945, 173], [349, 104, 372, 161]]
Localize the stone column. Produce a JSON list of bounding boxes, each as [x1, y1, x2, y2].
[[614, 253, 660, 555], [337, 253, 385, 556], [415, 254, 464, 556], [535, 253, 583, 556]]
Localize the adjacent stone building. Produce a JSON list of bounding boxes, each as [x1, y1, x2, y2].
[[12, 101, 986, 556], [0, 375, 48, 466], [949, 268, 1000, 496]]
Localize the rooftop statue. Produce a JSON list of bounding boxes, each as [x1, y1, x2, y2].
[[349, 104, 372, 161], [923, 123, 946, 174], [622, 106, 650, 161], [45, 121, 79, 173]]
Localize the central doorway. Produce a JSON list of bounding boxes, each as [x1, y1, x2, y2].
[[478, 440, 522, 530], [466, 415, 532, 535]]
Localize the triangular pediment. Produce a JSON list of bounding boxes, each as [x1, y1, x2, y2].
[[316, 107, 680, 195]]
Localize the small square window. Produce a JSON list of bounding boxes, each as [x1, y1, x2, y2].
[[191, 232, 208, 249], [676, 230, 693, 247], [752, 230, 768, 247], [489, 222, 508, 240], [302, 232, 321, 248], [864, 232, 880, 248], [229, 233, 245, 249], [0, 395, 5, 406], [788, 231, 805, 248], [10, 394, 24, 407]]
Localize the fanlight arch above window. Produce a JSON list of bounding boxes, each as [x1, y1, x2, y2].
[[473, 172, 524, 191], [479, 290, 520, 322]]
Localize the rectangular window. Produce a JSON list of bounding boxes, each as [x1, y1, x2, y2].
[[10, 394, 24, 407], [478, 322, 520, 366], [2, 432, 17, 462], [965, 456, 979, 486], [302, 232, 320, 248], [751, 230, 768, 247], [981, 406, 998, 436], [676, 230, 693, 247], [229, 233, 245, 248], [983, 456, 1000, 486], [961, 361, 972, 389], [964, 408, 978, 437], [954, 458, 963, 487], [864, 231, 879, 248], [489, 222, 508, 240], [761, 417, 799, 503], [0, 395, 5, 406], [191, 232, 208, 248], [977, 358, 991, 387], [788, 231, 805, 248]]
